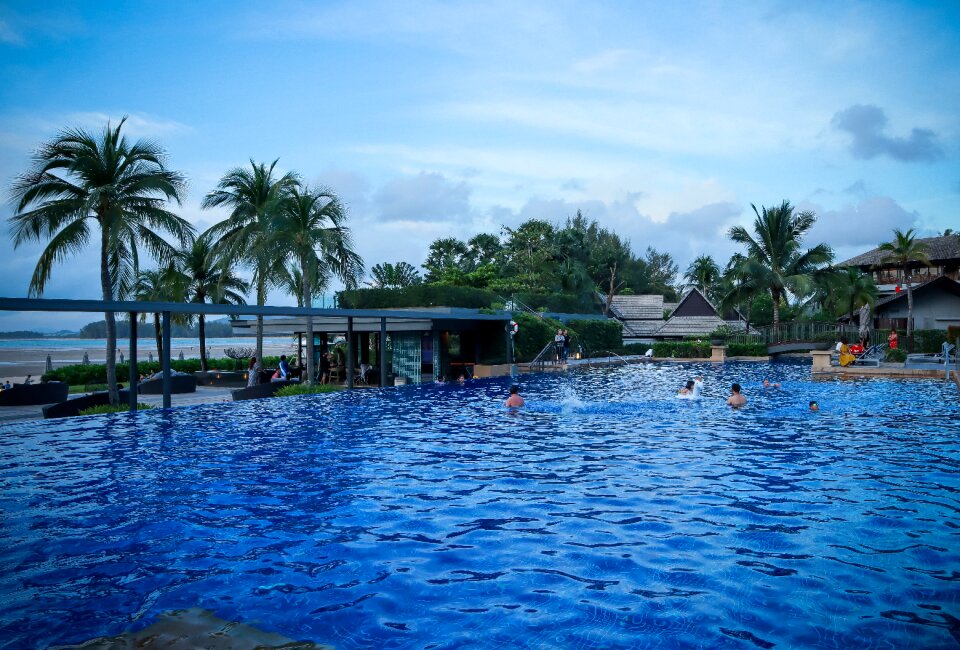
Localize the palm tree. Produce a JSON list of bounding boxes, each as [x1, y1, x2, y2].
[[131, 265, 186, 361], [728, 201, 833, 330], [202, 159, 298, 361], [879, 228, 929, 351], [370, 262, 422, 288], [836, 267, 878, 322], [684, 255, 721, 301], [176, 234, 248, 371], [272, 184, 363, 383], [9, 118, 191, 404]]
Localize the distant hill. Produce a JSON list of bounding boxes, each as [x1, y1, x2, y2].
[[77, 318, 237, 339]]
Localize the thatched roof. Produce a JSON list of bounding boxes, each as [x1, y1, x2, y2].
[[608, 294, 665, 320], [838, 235, 960, 268]]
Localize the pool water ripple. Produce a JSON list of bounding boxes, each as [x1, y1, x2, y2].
[[1, 360, 959, 648]]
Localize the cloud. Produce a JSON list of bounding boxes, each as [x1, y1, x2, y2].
[[372, 171, 471, 222], [831, 104, 943, 162], [0, 19, 24, 45], [61, 112, 190, 139], [842, 180, 868, 196], [560, 179, 585, 192], [806, 197, 920, 255]]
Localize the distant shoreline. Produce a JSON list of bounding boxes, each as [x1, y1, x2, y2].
[[0, 337, 297, 384]]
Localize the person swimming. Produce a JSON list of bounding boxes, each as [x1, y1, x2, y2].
[[504, 385, 525, 408], [762, 379, 781, 389], [809, 400, 819, 412], [727, 383, 746, 407], [678, 380, 696, 396]]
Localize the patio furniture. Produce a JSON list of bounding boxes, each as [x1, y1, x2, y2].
[[0, 382, 69, 407], [138, 375, 197, 395], [42, 390, 132, 419], [230, 379, 297, 401]]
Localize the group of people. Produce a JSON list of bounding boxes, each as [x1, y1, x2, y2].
[[554, 329, 571, 362], [837, 330, 899, 367], [245, 355, 293, 387]]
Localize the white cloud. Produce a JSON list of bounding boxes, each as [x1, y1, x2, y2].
[[372, 172, 471, 223], [571, 48, 634, 73]]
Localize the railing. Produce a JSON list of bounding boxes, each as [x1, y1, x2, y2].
[[733, 322, 887, 347], [501, 295, 544, 320], [580, 349, 630, 366], [529, 341, 561, 370]]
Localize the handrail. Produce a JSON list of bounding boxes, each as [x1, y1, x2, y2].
[[500, 295, 544, 320], [529, 340, 560, 370], [582, 349, 630, 366]]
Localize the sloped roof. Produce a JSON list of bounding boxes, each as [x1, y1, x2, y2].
[[838, 235, 960, 267], [654, 315, 728, 337], [609, 294, 664, 320], [622, 320, 665, 337], [872, 276, 960, 311], [672, 288, 720, 318]]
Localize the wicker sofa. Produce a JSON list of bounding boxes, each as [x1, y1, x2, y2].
[[0, 382, 69, 407]]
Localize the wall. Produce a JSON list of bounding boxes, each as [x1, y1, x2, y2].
[[878, 290, 960, 329]]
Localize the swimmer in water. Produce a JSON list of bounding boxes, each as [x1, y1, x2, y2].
[[809, 400, 819, 412], [727, 383, 746, 407], [678, 380, 696, 396], [762, 379, 781, 389], [504, 385, 525, 408]]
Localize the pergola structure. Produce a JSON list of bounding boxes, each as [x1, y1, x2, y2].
[[0, 297, 512, 411]]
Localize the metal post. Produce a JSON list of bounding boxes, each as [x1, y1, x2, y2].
[[161, 310, 172, 408], [346, 316, 355, 388], [380, 317, 388, 387], [128, 313, 138, 412]]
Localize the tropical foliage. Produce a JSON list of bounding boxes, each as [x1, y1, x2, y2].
[[370, 262, 422, 288], [878, 227, 929, 351], [9, 118, 192, 403], [726, 201, 833, 328]]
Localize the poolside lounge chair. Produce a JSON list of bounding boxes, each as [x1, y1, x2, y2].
[[42, 389, 132, 418], [854, 343, 886, 367], [0, 381, 69, 407], [138, 374, 197, 395]]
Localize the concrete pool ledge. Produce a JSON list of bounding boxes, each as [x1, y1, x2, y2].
[[810, 350, 960, 388]]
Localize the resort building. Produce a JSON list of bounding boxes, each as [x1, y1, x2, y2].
[[611, 288, 750, 344], [867, 276, 960, 332], [231, 308, 513, 384], [837, 234, 960, 298]]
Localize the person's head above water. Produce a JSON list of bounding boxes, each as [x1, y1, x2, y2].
[[685, 380, 695, 390], [731, 383, 741, 393], [809, 400, 819, 411], [510, 385, 520, 394]]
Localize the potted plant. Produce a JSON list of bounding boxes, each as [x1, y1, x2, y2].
[[709, 324, 738, 346]]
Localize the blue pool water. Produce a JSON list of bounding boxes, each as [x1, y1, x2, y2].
[[1, 361, 958, 649]]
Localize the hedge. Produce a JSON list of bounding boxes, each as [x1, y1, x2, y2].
[[515, 292, 597, 314], [652, 341, 711, 358], [79, 403, 154, 416], [728, 343, 767, 357], [274, 384, 342, 397], [42, 355, 285, 385], [512, 312, 565, 362], [338, 286, 497, 309], [911, 329, 954, 353], [568, 319, 622, 354]]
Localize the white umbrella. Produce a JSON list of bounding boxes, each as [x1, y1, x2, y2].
[[82, 352, 90, 365], [45, 354, 53, 373], [149, 352, 154, 363], [858, 303, 871, 340], [178, 350, 184, 361]]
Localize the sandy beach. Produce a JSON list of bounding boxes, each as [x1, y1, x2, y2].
[[0, 338, 297, 384]]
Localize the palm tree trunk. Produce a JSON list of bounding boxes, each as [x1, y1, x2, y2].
[[154, 313, 162, 360], [198, 314, 208, 371], [303, 263, 315, 384], [771, 288, 781, 331], [255, 276, 266, 362], [100, 230, 119, 406], [906, 281, 914, 353]]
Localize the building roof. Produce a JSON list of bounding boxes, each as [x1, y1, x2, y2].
[[872, 276, 960, 311], [672, 288, 721, 318], [654, 315, 729, 337], [608, 294, 664, 320], [838, 235, 960, 268], [622, 320, 665, 337]]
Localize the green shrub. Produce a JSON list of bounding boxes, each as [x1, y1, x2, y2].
[[911, 329, 950, 353], [274, 383, 342, 397], [885, 348, 907, 362], [78, 403, 154, 416], [512, 312, 564, 362], [728, 343, 768, 357], [652, 341, 711, 358], [569, 319, 622, 354], [338, 286, 497, 309], [42, 355, 286, 385]]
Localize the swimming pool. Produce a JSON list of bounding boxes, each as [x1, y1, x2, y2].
[[1, 361, 958, 648]]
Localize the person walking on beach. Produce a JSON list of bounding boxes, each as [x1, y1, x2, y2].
[[504, 385, 525, 408], [727, 383, 746, 407]]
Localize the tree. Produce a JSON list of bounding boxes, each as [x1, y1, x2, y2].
[[203, 159, 298, 362], [371, 262, 421, 288], [463, 233, 502, 272], [684, 255, 721, 302], [727, 201, 833, 329], [272, 184, 363, 383], [718, 252, 761, 331], [878, 227, 929, 351], [176, 233, 248, 371], [131, 265, 186, 360], [9, 118, 191, 404], [423, 237, 469, 283]]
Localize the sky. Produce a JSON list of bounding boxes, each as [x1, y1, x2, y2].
[[1, 0, 958, 331]]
